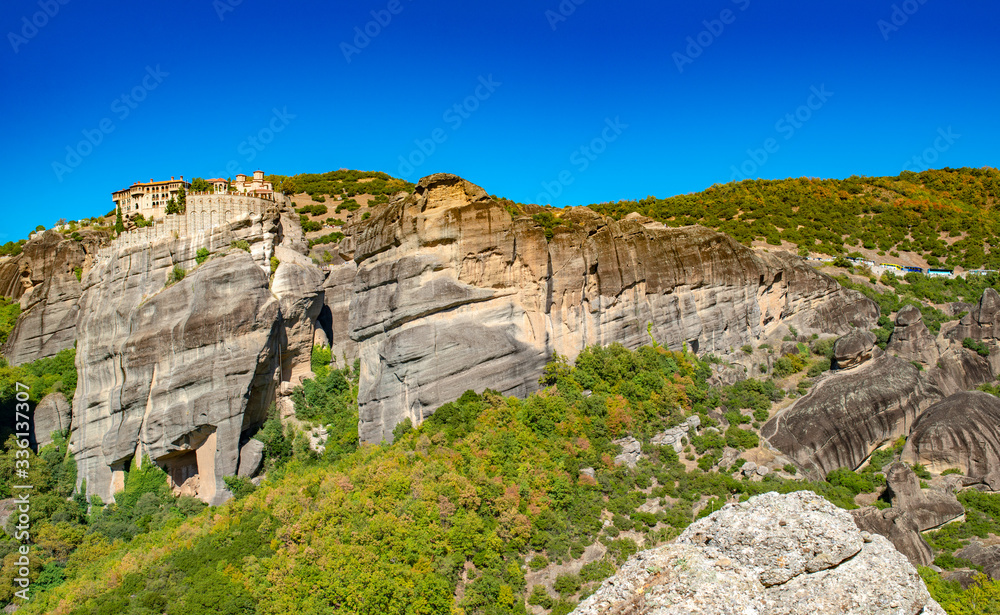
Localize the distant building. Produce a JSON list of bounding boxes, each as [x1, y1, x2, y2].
[[205, 178, 229, 193], [232, 170, 275, 198], [112, 176, 190, 220], [112, 171, 278, 221]]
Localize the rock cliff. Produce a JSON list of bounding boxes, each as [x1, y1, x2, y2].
[[342, 174, 877, 443], [902, 391, 1000, 488], [572, 491, 945, 615], [0, 229, 107, 365], [761, 354, 939, 476], [70, 212, 307, 505]]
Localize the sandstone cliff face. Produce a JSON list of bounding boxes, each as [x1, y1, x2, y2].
[[346, 174, 877, 443], [71, 214, 298, 505], [0, 230, 107, 365], [573, 491, 945, 615], [761, 355, 940, 476], [902, 391, 1000, 488]]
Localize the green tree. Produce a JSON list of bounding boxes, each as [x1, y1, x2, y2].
[[115, 206, 124, 234], [189, 178, 210, 193]]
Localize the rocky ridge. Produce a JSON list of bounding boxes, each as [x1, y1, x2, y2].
[[329, 174, 877, 443], [763, 288, 1000, 479], [572, 491, 945, 615]]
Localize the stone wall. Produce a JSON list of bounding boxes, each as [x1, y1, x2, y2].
[[94, 194, 278, 263]]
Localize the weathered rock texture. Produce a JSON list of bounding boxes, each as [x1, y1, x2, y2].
[[345, 174, 877, 442], [33, 392, 71, 448], [887, 305, 940, 368], [883, 462, 964, 531], [851, 506, 934, 567], [761, 355, 940, 476], [956, 541, 1000, 580], [832, 329, 879, 370], [0, 230, 107, 365], [572, 491, 945, 615], [956, 288, 1000, 341], [71, 213, 301, 505], [902, 391, 1000, 488]]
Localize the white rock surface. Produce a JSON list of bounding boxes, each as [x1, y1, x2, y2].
[[573, 491, 946, 615]]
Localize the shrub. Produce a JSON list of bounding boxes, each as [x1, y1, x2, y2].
[[195, 248, 210, 265], [741, 344, 753, 355], [783, 464, 797, 475], [528, 555, 549, 570], [725, 425, 759, 450], [941, 468, 964, 476], [528, 585, 554, 608], [167, 265, 186, 286], [223, 475, 257, 500], [231, 240, 251, 252], [826, 467, 878, 495], [553, 573, 582, 597], [963, 337, 991, 357], [270, 256, 280, 274], [912, 463, 932, 480], [580, 560, 615, 582]]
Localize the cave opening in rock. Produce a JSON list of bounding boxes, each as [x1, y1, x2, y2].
[[317, 304, 334, 346]]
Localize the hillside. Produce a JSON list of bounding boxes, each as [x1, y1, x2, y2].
[[587, 167, 1000, 272], [2, 170, 1000, 614], [8, 341, 1000, 614]]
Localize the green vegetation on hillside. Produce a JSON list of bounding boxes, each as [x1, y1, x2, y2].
[[17, 343, 904, 615], [0, 241, 27, 258], [0, 298, 20, 347], [266, 170, 415, 198], [588, 168, 1000, 269]]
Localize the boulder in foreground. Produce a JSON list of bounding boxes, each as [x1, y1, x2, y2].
[[572, 491, 944, 615]]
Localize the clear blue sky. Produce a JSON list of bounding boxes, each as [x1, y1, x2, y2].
[[2, 0, 998, 242]]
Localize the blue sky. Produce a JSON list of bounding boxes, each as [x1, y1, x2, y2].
[[1, 0, 998, 242]]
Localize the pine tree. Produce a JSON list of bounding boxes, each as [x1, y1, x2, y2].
[[115, 205, 125, 234]]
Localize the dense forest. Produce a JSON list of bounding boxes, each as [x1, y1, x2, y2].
[[5, 336, 998, 614], [587, 167, 1000, 270]]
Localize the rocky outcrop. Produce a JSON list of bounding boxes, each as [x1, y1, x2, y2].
[[902, 391, 1000, 488], [1, 230, 108, 365], [33, 392, 71, 448], [832, 329, 879, 370], [956, 288, 1000, 341], [71, 214, 288, 506], [851, 506, 934, 567], [271, 248, 326, 385], [956, 541, 1000, 580], [887, 305, 940, 367], [573, 491, 945, 615], [347, 174, 877, 442], [762, 354, 940, 476], [319, 260, 359, 367], [883, 462, 964, 531], [236, 439, 265, 478]]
